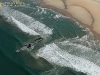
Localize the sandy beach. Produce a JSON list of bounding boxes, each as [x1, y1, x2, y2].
[[37, 0, 100, 40]]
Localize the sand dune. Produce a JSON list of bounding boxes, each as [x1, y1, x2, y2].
[[38, 0, 100, 39]]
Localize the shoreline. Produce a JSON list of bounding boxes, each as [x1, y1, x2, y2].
[[36, 0, 100, 40]]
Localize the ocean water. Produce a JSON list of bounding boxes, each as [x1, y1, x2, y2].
[[0, 0, 100, 75]]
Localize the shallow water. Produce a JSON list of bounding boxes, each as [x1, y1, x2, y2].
[[0, 0, 100, 75]]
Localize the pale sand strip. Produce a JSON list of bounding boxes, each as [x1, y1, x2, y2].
[[65, 0, 100, 34], [42, 0, 64, 9], [67, 5, 93, 25], [37, 0, 100, 40]]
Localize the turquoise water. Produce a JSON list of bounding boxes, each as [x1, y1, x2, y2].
[[0, 0, 89, 75], [0, 18, 42, 75]]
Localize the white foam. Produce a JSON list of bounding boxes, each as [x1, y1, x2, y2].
[[58, 39, 100, 66], [6, 16, 39, 35], [35, 43, 100, 75], [53, 13, 64, 19], [37, 6, 47, 14], [1, 6, 100, 75], [0, 7, 53, 38]]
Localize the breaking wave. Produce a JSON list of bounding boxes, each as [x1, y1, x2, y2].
[[35, 43, 100, 75], [1, 3, 100, 75], [5, 16, 40, 35], [0, 7, 53, 38]]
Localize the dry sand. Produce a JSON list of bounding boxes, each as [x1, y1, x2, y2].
[[37, 0, 100, 40]]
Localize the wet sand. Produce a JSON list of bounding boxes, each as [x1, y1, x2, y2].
[[37, 0, 100, 40]]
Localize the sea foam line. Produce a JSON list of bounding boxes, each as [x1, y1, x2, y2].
[[58, 39, 100, 66], [35, 43, 100, 75], [0, 7, 53, 38], [5, 16, 39, 35]]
